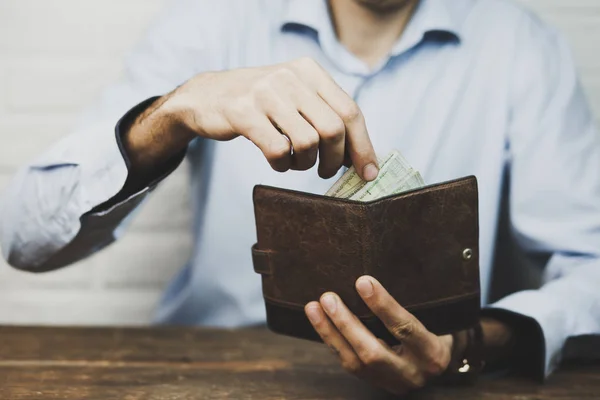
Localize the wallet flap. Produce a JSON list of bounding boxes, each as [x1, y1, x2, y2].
[[252, 176, 480, 327], [253, 184, 370, 313], [366, 176, 480, 310]]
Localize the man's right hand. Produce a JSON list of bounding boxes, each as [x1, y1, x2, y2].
[[125, 57, 379, 181]]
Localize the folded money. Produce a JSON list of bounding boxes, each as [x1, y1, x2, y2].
[[325, 150, 425, 201]]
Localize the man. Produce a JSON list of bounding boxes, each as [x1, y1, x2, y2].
[[1, 0, 599, 395]]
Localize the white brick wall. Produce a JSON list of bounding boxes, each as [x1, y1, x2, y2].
[[0, 0, 599, 325], [0, 0, 179, 325]]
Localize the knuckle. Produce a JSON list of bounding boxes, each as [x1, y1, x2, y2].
[[341, 358, 363, 375], [272, 67, 297, 82], [314, 322, 332, 339], [294, 56, 319, 70], [354, 149, 375, 162], [318, 119, 345, 141], [311, 318, 326, 332], [426, 360, 446, 377], [423, 354, 447, 377], [252, 78, 276, 102], [228, 98, 256, 119], [226, 102, 257, 132], [335, 318, 351, 335], [390, 320, 416, 340], [339, 102, 361, 123], [265, 140, 290, 161], [367, 299, 386, 315], [408, 372, 427, 389], [292, 135, 318, 153], [336, 313, 364, 336], [358, 347, 385, 367]]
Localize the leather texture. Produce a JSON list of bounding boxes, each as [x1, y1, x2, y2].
[[252, 176, 481, 344]]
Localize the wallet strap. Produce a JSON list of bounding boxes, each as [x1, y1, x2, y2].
[[251, 244, 273, 275]]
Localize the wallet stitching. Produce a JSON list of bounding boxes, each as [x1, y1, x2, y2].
[[263, 291, 480, 317]]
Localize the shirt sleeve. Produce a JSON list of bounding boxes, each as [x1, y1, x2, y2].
[[0, 0, 230, 271], [485, 13, 600, 379]]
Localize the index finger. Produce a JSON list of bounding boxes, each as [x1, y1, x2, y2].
[[355, 276, 438, 354], [320, 88, 379, 181], [291, 59, 379, 181]]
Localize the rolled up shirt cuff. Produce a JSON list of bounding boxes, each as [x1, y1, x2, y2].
[[29, 117, 131, 217], [8, 112, 137, 268], [90, 96, 188, 214], [485, 289, 569, 380]]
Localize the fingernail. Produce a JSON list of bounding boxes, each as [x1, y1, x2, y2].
[[356, 277, 374, 297], [305, 304, 322, 325], [321, 294, 337, 314], [363, 163, 379, 181]]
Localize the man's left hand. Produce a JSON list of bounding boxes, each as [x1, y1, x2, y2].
[[304, 276, 456, 396]]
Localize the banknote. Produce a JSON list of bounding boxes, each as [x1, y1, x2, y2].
[[325, 149, 424, 201], [324, 152, 395, 198]]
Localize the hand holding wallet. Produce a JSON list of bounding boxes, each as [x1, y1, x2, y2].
[[251, 153, 481, 345]]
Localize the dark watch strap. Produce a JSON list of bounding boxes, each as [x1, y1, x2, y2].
[[437, 322, 485, 385]]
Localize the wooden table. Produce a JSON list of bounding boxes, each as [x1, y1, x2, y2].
[[1, 326, 598, 399]]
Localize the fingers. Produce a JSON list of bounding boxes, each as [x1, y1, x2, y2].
[[289, 58, 379, 181], [317, 293, 424, 390], [241, 115, 292, 172], [319, 293, 389, 367], [355, 276, 447, 371], [230, 57, 377, 179], [304, 302, 364, 375], [267, 103, 320, 171], [293, 92, 346, 179], [275, 68, 346, 178], [316, 85, 378, 181], [253, 68, 347, 174], [355, 276, 431, 347]]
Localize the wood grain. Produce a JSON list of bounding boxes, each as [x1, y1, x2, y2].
[[0, 326, 598, 399]]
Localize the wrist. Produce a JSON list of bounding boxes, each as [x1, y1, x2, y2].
[[162, 72, 217, 139], [125, 93, 195, 173], [449, 329, 469, 366], [146, 91, 197, 144], [480, 317, 517, 369], [438, 323, 485, 385], [161, 88, 195, 134]]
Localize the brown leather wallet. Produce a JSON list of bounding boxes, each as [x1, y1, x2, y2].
[[251, 176, 481, 345]]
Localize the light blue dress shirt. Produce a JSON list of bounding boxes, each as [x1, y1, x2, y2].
[[2, 0, 600, 378]]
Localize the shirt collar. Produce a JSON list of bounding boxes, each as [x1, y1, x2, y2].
[[390, 0, 464, 56], [280, 0, 331, 35], [280, 0, 466, 45], [408, 0, 465, 41]]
